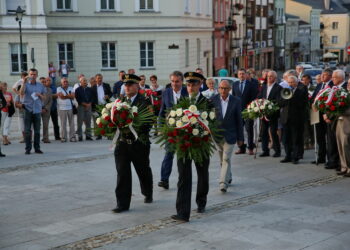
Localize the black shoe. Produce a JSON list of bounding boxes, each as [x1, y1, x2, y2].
[[228, 179, 232, 184], [311, 160, 326, 165], [158, 181, 169, 189], [144, 196, 153, 203], [325, 165, 337, 169], [25, 150, 31, 155], [292, 160, 299, 165], [337, 171, 347, 176], [35, 150, 43, 154], [111, 207, 128, 213], [96, 136, 102, 140], [259, 152, 269, 157], [86, 137, 93, 141], [0, 152, 5, 157], [171, 214, 189, 222], [55, 137, 61, 141], [280, 158, 291, 163], [273, 152, 281, 157], [78, 137, 83, 142], [197, 207, 205, 213]]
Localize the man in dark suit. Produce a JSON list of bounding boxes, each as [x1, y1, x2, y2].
[[232, 68, 258, 155], [310, 68, 333, 165], [91, 73, 112, 139], [280, 76, 309, 164], [112, 74, 153, 213], [211, 80, 244, 192], [258, 70, 282, 157], [171, 72, 211, 222], [112, 70, 125, 98], [158, 71, 188, 190]]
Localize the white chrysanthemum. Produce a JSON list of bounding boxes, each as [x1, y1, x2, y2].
[[182, 116, 189, 123], [209, 111, 215, 120], [106, 103, 113, 110], [192, 129, 199, 136], [102, 113, 108, 119], [188, 105, 197, 113], [190, 116, 197, 124], [96, 118, 101, 124], [176, 120, 183, 128], [201, 111, 208, 120], [170, 110, 176, 117], [268, 105, 272, 109], [132, 106, 138, 113], [202, 120, 209, 126], [102, 108, 108, 115], [203, 130, 209, 135], [168, 118, 175, 125], [116, 103, 122, 110], [260, 105, 265, 110], [253, 107, 259, 112], [176, 108, 183, 116]]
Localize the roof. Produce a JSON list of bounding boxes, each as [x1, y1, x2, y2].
[[291, 0, 350, 14], [285, 13, 300, 19]]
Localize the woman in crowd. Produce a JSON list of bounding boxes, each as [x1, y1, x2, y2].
[[202, 78, 218, 99], [0, 82, 15, 145]]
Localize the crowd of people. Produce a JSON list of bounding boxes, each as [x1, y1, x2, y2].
[[0, 64, 349, 222]]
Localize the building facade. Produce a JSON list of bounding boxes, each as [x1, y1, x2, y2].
[[274, 0, 286, 70], [0, 0, 213, 85]]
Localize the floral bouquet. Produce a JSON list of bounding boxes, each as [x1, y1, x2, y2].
[[156, 98, 220, 163], [139, 89, 162, 113], [242, 98, 279, 120], [95, 99, 155, 144], [314, 86, 350, 119]]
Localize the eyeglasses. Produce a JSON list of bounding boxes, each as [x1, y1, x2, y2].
[[219, 87, 230, 90]]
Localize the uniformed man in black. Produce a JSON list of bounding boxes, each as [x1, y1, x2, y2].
[[112, 74, 153, 213], [171, 72, 212, 222]]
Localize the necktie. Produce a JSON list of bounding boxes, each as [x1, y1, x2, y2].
[[321, 83, 325, 90], [240, 82, 244, 93]]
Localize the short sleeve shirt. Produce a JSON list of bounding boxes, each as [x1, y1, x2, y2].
[[57, 86, 74, 110]]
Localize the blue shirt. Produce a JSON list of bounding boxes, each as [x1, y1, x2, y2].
[[50, 81, 58, 110], [23, 81, 46, 114]]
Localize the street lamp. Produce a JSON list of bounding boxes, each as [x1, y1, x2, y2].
[[10, 6, 26, 72]]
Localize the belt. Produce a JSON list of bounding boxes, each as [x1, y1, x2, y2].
[[119, 137, 135, 145]]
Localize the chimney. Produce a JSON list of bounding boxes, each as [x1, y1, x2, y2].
[[324, 0, 331, 10]]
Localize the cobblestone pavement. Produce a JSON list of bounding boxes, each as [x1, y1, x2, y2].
[[0, 127, 350, 250]]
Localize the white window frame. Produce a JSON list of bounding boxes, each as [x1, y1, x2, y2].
[[140, 41, 155, 69], [57, 42, 75, 69], [332, 22, 338, 29], [9, 43, 27, 73], [184, 0, 190, 13], [196, 38, 201, 65], [136, 0, 159, 12], [185, 39, 190, 67], [101, 42, 117, 69], [206, 0, 211, 16], [52, 0, 78, 11], [96, 0, 121, 11], [331, 36, 338, 44]]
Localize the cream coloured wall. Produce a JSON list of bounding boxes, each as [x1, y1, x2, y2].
[[285, 0, 311, 23]]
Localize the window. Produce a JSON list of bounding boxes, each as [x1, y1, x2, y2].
[[215, 1, 218, 22], [10, 44, 27, 73], [196, 0, 201, 14], [332, 22, 338, 29], [6, 0, 26, 12], [101, 0, 114, 10], [196, 39, 201, 65], [101, 42, 116, 69], [185, 39, 189, 67], [57, 0, 72, 10], [140, 0, 154, 10], [58, 43, 74, 69], [206, 0, 211, 16], [184, 0, 190, 13], [220, 39, 224, 57], [331, 36, 338, 44], [220, 1, 224, 22], [140, 41, 154, 68]]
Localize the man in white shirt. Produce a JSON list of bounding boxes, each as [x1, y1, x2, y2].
[[57, 78, 76, 142], [12, 72, 28, 95]]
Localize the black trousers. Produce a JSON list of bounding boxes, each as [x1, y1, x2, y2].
[[114, 141, 153, 209], [282, 122, 304, 161], [50, 108, 60, 139], [261, 119, 280, 154], [176, 157, 209, 220], [315, 119, 327, 162], [326, 122, 340, 168], [239, 119, 255, 151]]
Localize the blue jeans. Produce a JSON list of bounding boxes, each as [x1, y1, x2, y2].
[[24, 109, 41, 151], [160, 145, 174, 182]]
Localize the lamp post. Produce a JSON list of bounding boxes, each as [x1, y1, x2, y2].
[[14, 6, 25, 72]]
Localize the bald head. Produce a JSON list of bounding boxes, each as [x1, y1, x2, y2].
[[267, 71, 277, 85], [332, 70, 345, 86], [218, 80, 231, 100]]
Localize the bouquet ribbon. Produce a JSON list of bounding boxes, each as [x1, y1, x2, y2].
[[313, 85, 333, 106], [254, 99, 269, 122], [110, 99, 138, 150]]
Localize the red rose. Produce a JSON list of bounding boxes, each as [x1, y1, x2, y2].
[[341, 96, 346, 99], [133, 112, 138, 117], [153, 100, 160, 106], [167, 132, 173, 137], [168, 138, 176, 144], [332, 97, 338, 101], [192, 137, 201, 144], [323, 97, 328, 101], [185, 142, 192, 148], [108, 123, 114, 128], [114, 110, 119, 114], [152, 91, 157, 96], [100, 129, 106, 135], [126, 118, 132, 124], [330, 105, 336, 111], [139, 89, 145, 95], [98, 123, 103, 128], [120, 111, 128, 120], [146, 89, 153, 96], [104, 116, 110, 121], [113, 117, 117, 122], [319, 104, 325, 109], [187, 127, 193, 133], [203, 136, 209, 142], [340, 102, 345, 107], [172, 130, 178, 137], [183, 134, 190, 140]]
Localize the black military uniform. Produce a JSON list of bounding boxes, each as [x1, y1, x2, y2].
[[112, 74, 153, 213], [171, 72, 212, 222]]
